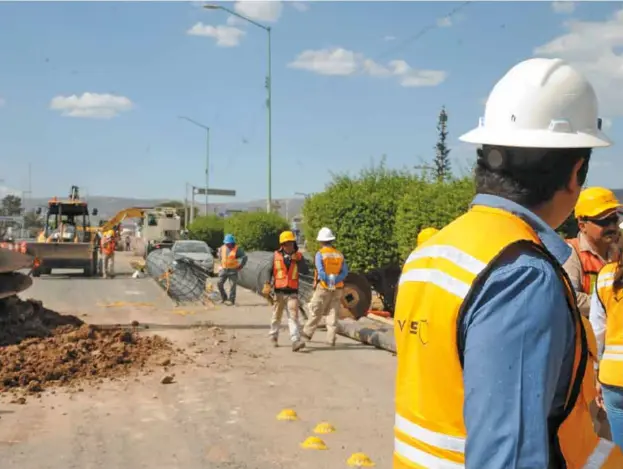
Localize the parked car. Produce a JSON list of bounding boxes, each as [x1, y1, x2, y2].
[[171, 240, 214, 275]]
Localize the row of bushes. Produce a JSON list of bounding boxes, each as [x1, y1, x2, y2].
[[188, 211, 290, 252], [187, 163, 579, 273]]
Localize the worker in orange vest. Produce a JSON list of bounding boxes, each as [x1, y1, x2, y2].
[[563, 187, 622, 317], [264, 230, 308, 351], [301, 227, 349, 347], [100, 229, 116, 278], [217, 234, 247, 305]]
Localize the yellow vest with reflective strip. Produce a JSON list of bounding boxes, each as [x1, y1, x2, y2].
[[596, 262, 623, 387], [393, 205, 622, 469]]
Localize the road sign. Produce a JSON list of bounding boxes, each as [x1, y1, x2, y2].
[[194, 188, 236, 197]]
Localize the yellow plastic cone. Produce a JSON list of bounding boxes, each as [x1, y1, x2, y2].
[[313, 422, 336, 434], [276, 408, 299, 421], [300, 436, 328, 450], [347, 452, 375, 467]]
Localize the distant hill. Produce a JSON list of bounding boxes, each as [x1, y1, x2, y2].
[[22, 196, 306, 221]]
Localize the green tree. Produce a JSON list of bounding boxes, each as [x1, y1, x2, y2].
[[395, 177, 475, 259], [188, 215, 225, 250], [0, 194, 22, 216], [433, 106, 451, 181], [303, 162, 416, 272], [224, 212, 290, 251]]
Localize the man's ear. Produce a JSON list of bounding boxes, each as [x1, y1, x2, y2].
[[568, 158, 587, 193]]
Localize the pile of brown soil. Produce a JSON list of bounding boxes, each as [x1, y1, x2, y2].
[[0, 296, 175, 395]]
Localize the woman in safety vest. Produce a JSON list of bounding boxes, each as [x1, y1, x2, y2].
[[591, 256, 623, 449]]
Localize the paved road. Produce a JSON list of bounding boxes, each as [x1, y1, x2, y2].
[[1, 253, 395, 469]]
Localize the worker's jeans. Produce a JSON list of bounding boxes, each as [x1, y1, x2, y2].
[[217, 269, 238, 303], [602, 384, 623, 449], [303, 287, 342, 343], [269, 293, 301, 342], [101, 253, 115, 278]]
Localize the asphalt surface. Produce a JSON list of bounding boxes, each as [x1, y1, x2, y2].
[[0, 252, 395, 469]]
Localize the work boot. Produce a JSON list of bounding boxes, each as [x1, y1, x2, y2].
[[292, 340, 306, 352], [270, 337, 278, 348], [300, 331, 312, 341], [327, 339, 336, 347]]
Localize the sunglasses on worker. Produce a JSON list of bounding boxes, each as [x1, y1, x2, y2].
[[584, 213, 621, 227]]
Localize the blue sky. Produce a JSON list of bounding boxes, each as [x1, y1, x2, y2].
[[0, 0, 621, 203]]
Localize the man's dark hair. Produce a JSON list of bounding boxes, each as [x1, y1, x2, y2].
[[475, 145, 592, 208]]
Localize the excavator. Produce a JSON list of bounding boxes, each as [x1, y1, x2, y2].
[[27, 186, 99, 277]]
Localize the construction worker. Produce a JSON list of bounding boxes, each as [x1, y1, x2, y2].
[[564, 187, 622, 317], [393, 58, 623, 468], [217, 234, 247, 305], [263, 230, 307, 351], [100, 229, 116, 278], [591, 253, 623, 448], [416, 227, 439, 247], [301, 227, 349, 347]]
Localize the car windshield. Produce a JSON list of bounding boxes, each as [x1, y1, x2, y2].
[[175, 243, 209, 253]]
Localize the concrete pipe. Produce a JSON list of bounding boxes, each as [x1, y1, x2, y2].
[[338, 317, 396, 353]]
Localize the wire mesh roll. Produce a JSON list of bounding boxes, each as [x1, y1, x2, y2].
[[146, 249, 210, 304]]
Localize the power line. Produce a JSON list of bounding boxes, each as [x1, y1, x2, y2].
[[372, 1, 472, 62]]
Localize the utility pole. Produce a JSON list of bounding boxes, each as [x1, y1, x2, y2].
[[179, 116, 210, 215]]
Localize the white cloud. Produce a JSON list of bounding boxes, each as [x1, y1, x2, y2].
[[226, 15, 246, 27], [552, 1, 576, 14], [290, 1, 309, 12], [0, 185, 20, 197], [437, 17, 453, 27], [534, 8, 623, 118], [288, 47, 447, 87], [187, 22, 246, 47], [234, 1, 283, 23], [383, 35, 396, 42], [49, 92, 134, 119]]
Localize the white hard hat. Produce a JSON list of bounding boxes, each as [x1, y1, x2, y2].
[[316, 227, 336, 242], [460, 58, 611, 149]]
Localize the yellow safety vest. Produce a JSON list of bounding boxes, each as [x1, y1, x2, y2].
[[596, 262, 623, 387], [394, 205, 621, 469], [314, 246, 345, 289]]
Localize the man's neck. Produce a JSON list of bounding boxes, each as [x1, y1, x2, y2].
[[582, 232, 610, 260]]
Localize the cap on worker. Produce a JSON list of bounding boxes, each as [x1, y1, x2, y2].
[[223, 234, 235, 244], [417, 227, 439, 247], [316, 227, 336, 242], [279, 231, 296, 244], [575, 187, 622, 219], [460, 58, 611, 149]]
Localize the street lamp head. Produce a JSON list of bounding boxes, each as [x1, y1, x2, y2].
[[203, 4, 221, 10]]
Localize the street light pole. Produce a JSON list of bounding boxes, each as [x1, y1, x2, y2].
[[204, 4, 272, 213], [179, 116, 210, 215]]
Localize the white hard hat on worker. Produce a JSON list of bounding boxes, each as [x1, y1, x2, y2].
[[460, 58, 611, 149], [316, 227, 336, 242]]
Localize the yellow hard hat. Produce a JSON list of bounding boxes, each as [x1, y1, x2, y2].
[[417, 227, 439, 247], [279, 231, 296, 244], [105, 230, 115, 237], [575, 187, 622, 219]]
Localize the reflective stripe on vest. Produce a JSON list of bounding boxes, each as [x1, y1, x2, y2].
[[567, 238, 606, 294], [393, 205, 623, 469], [273, 251, 300, 290], [220, 245, 240, 269], [314, 246, 344, 289], [596, 263, 623, 387]]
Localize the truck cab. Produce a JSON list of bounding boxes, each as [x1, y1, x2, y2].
[[141, 207, 181, 257]]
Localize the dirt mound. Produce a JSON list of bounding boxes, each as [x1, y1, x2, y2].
[[0, 296, 175, 396]]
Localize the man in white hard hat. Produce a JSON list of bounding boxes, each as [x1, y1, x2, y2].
[[301, 227, 349, 347], [393, 58, 623, 469]]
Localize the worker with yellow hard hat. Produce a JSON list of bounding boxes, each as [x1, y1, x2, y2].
[[416, 227, 439, 247], [100, 229, 117, 278], [394, 58, 623, 468], [563, 187, 622, 317], [263, 230, 307, 351]]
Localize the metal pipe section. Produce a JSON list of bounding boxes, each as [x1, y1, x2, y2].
[[337, 317, 396, 353]]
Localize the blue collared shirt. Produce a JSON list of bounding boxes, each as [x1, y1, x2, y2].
[[461, 194, 575, 469]]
